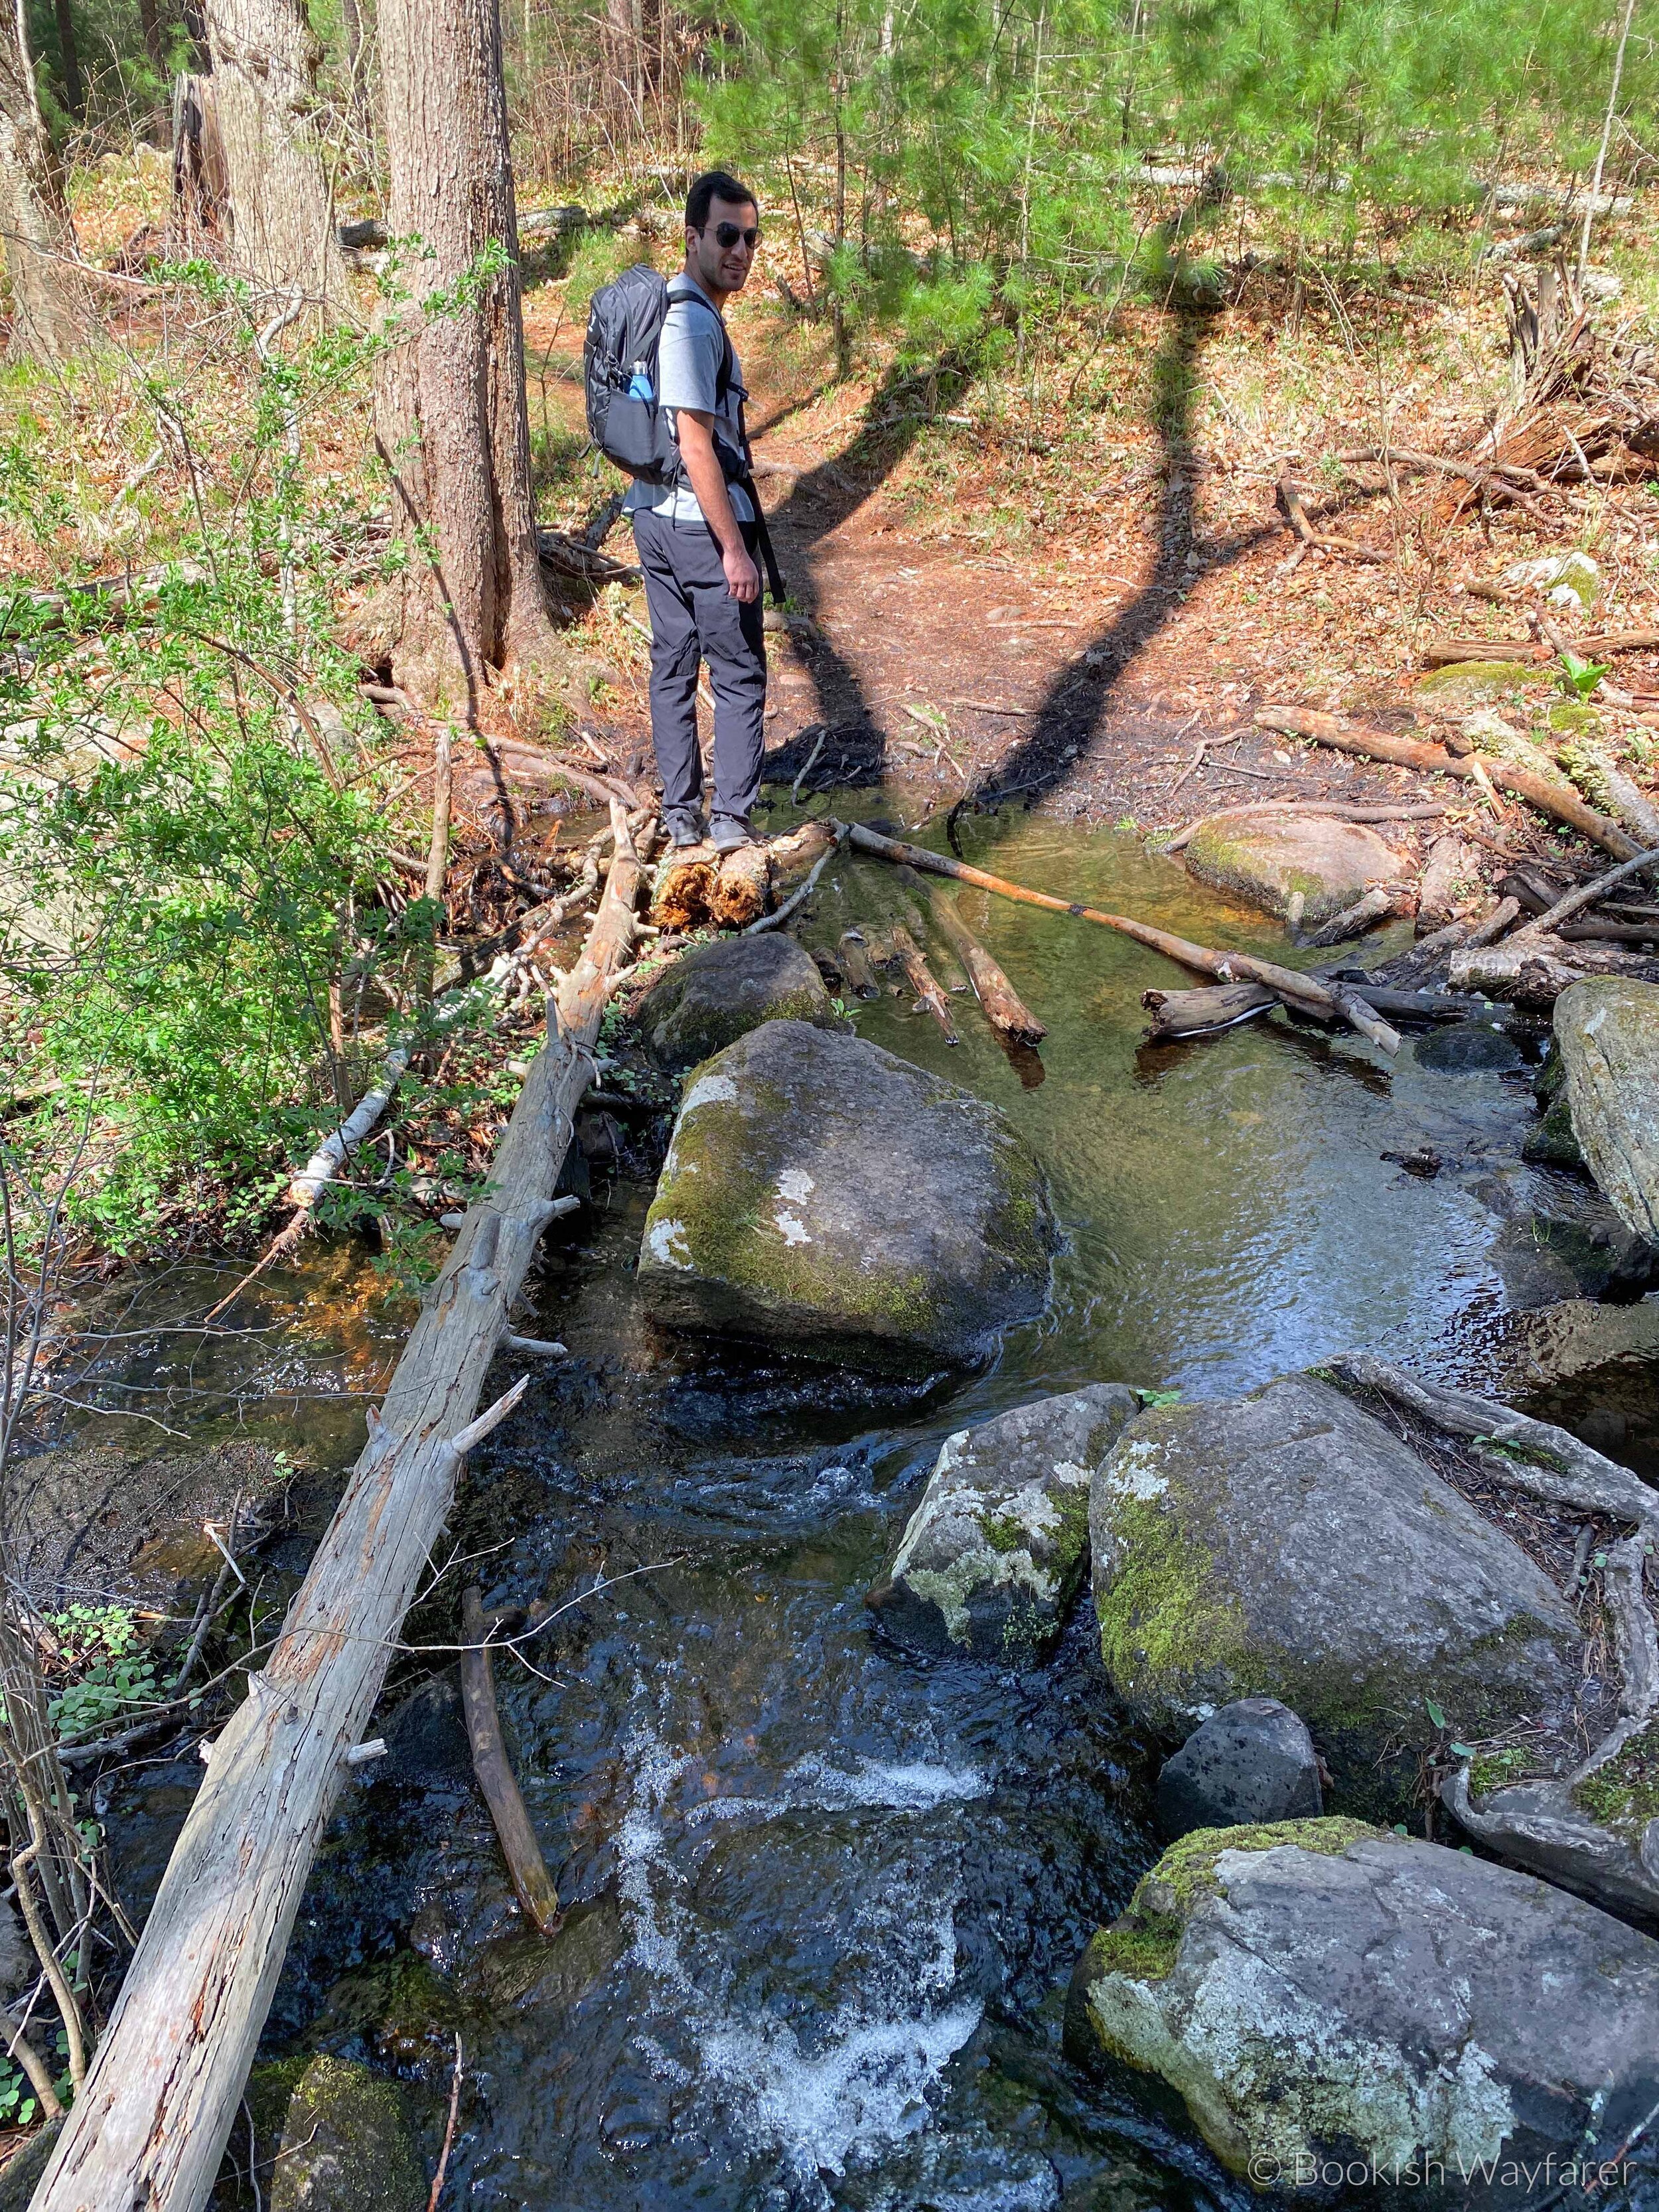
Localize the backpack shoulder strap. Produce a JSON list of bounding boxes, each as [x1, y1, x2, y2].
[[666, 281, 735, 398]]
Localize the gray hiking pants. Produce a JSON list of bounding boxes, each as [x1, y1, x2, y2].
[[633, 506, 768, 830]]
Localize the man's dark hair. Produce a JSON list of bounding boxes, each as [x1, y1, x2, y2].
[[686, 169, 756, 232]]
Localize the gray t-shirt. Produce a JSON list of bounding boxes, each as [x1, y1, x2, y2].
[[623, 273, 754, 526]]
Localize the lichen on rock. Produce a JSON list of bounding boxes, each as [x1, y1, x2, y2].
[[867, 1382, 1139, 1662], [1066, 1823, 1659, 2199], [1182, 809, 1405, 925]]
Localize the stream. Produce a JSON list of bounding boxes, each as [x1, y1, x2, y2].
[[76, 802, 1659, 2208]]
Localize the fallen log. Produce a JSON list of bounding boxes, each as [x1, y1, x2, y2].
[[1422, 630, 1659, 666], [30, 803, 650, 2212], [708, 844, 771, 928], [1513, 846, 1659, 940], [748, 822, 847, 936], [1143, 976, 1517, 1041], [459, 1587, 561, 1937], [842, 822, 1401, 1054], [836, 930, 881, 1000], [928, 892, 1046, 1044], [651, 853, 716, 930], [1301, 883, 1409, 949], [1143, 981, 1274, 1037], [1255, 705, 1640, 861], [889, 924, 960, 1042]]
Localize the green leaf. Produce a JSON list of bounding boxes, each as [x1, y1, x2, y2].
[[1425, 1698, 1447, 1731]]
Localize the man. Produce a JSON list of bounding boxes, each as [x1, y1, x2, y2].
[[627, 169, 768, 853]]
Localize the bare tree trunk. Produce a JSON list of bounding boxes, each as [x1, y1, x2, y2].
[[0, 10, 91, 361], [138, 0, 164, 70], [373, 0, 555, 712], [50, 0, 80, 115], [202, 0, 346, 311]]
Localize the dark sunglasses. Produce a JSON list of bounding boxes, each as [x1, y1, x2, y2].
[[708, 221, 760, 250]]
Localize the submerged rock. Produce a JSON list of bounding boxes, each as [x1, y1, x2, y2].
[[1066, 1821, 1659, 2204], [632, 932, 843, 1070], [1413, 1021, 1522, 1074], [261, 2053, 426, 2212], [638, 1021, 1055, 1370], [1182, 810, 1404, 926], [1088, 1374, 1584, 1818], [867, 1382, 1139, 1663], [1553, 977, 1659, 1245], [1156, 1698, 1322, 1838]]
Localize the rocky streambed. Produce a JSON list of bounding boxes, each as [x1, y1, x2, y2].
[[33, 804, 1659, 2210]]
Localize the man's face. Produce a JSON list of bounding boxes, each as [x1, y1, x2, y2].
[[687, 196, 758, 295]]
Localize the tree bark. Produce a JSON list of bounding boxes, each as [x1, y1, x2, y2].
[[206, 0, 347, 309], [373, 0, 556, 711], [0, 13, 91, 361], [138, 0, 163, 70], [50, 0, 80, 115], [27, 806, 650, 2212], [202, 0, 346, 311]]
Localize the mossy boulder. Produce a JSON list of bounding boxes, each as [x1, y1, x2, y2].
[[638, 1021, 1055, 1370], [1066, 1823, 1659, 2203], [631, 932, 845, 1070], [1415, 660, 1533, 709], [1552, 978, 1659, 1244], [1088, 1374, 1585, 1818], [867, 1382, 1139, 1662], [1182, 810, 1404, 926], [263, 2054, 426, 2212]]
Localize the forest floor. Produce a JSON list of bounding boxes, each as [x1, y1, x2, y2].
[[518, 202, 1659, 898]]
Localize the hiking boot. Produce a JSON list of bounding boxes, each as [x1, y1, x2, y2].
[[709, 814, 758, 853], [665, 809, 707, 850]]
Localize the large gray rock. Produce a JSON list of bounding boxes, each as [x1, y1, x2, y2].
[[867, 1383, 1139, 1663], [638, 1021, 1054, 1370], [632, 932, 842, 1070], [1066, 1822, 1659, 2203], [1553, 977, 1659, 1244], [1156, 1698, 1321, 1838], [1183, 810, 1404, 926], [1089, 1374, 1585, 1818]]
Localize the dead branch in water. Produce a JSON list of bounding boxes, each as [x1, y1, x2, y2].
[[459, 1587, 561, 1936], [842, 822, 1401, 1054]]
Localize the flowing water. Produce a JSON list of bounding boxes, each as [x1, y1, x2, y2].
[[81, 803, 1659, 2208]]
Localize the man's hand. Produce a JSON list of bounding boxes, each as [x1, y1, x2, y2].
[[723, 540, 760, 603]]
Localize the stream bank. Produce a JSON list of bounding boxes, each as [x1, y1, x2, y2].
[[40, 794, 1659, 2209]]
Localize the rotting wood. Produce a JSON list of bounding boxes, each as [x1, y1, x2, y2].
[[889, 924, 960, 1043], [708, 844, 772, 928], [459, 1587, 561, 1936], [651, 853, 715, 930], [1256, 705, 1640, 861], [842, 822, 1401, 1054], [836, 930, 881, 1000], [1142, 981, 1275, 1039], [927, 890, 1046, 1044], [29, 802, 651, 2212]]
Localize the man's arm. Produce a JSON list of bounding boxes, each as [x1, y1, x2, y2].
[[676, 410, 760, 603]]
